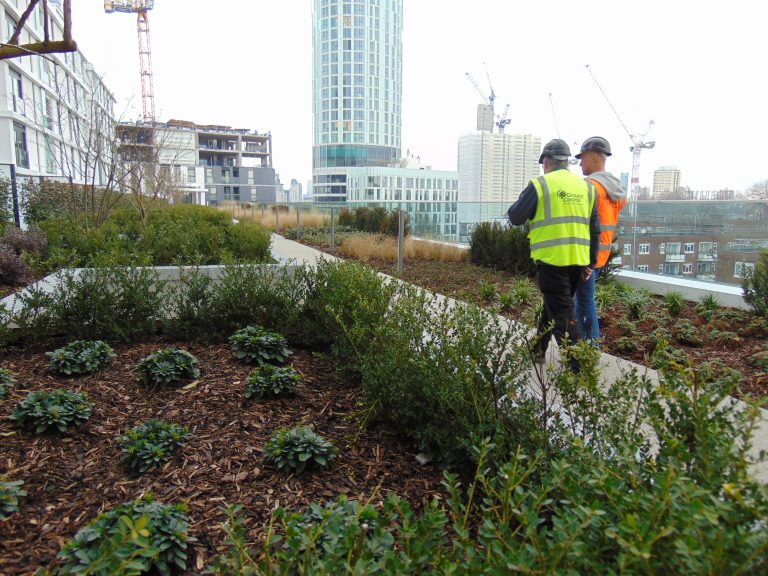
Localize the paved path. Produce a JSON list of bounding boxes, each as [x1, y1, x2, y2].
[[271, 233, 768, 482]]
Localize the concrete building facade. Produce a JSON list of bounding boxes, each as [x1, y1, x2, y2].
[[117, 119, 275, 205]]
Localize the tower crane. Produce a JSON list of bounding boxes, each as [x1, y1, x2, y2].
[[466, 64, 510, 133], [104, 0, 156, 123], [585, 64, 655, 270], [585, 64, 654, 202]]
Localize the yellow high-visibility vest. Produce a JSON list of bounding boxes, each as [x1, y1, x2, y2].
[[528, 170, 595, 266]]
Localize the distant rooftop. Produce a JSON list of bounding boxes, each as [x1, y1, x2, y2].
[[118, 119, 270, 138]]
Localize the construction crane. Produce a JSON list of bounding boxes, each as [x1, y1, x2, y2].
[[585, 64, 655, 270], [585, 64, 654, 202], [548, 92, 561, 138], [104, 0, 156, 123], [466, 63, 510, 133], [496, 104, 511, 133]]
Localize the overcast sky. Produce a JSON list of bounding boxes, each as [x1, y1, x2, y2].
[[71, 1, 767, 193]]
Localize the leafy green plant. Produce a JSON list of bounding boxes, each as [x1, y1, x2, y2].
[[469, 221, 535, 276], [614, 336, 640, 353], [10, 389, 93, 433], [46, 340, 115, 376], [245, 364, 302, 399], [674, 319, 704, 346], [708, 328, 741, 348], [510, 277, 535, 306], [698, 292, 721, 313], [57, 494, 191, 576], [498, 291, 515, 312], [594, 281, 620, 315], [0, 368, 14, 399], [742, 250, 768, 317], [625, 288, 652, 320], [0, 476, 26, 519], [744, 316, 768, 339], [662, 290, 686, 315], [230, 325, 292, 365], [477, 281, 497, 304], [118, 420, 190, 474], [748, 350, 768, 371], [263, 425, 338, 474], [135, 348, 200, 386]]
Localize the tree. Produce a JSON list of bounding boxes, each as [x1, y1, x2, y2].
[[746, 179, 768, 200], [0, 0, 77, 60]]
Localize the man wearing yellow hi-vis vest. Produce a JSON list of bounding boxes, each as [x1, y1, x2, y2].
[[507, 139, 600, 372]]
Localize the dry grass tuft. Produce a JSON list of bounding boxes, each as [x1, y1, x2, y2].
[[340, 235, 468, 263], [218, 202, 329, 232]]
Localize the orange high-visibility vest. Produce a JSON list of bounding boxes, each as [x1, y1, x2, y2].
[[591, 178, 627, 268]]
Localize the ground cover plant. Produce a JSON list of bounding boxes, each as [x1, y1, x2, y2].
[[229, 325, 292, 365], [244, 364, 302, 399], [0, 476, 26, 519], [0, 367, 13, 398], [46, 340, 115, 376], [135, 348, 201, 387], [118, 419, 190, 474], [263, 425, 338, 474], [10, 389, 93, 434]]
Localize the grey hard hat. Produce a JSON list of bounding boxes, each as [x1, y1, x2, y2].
[[538, 139, 571, 164], [575, 136, 612, 159]]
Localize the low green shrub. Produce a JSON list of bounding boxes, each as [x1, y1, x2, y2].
[[336, 206, 409, 236], [625, 288, 652, 320], [469, 221, 535, 276], [0, 244, 28, 285], [229, 325, 292, 365], [498, 291, 515, 312], [225, 221, 272, 262], [742, 250, 768, 317], [0, 477, 26, 519], [263, 425, 338, 474], [0, 368, 14, 399], [57, 494, 191, 576], [10, 389, 93, 433], [162, 267, 216, 341], [510, 277, 536, 306], [46, 340, 115, 376], [245, 364, 302, 399], [119, 420, 190, 474], [136, 348, 200, 386]]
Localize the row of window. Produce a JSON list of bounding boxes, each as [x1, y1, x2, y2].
[[623, 241, 718, 256], [635, 262, 751, 279]]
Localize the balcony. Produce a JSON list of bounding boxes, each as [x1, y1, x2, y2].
[[665, 254, 685, 262]]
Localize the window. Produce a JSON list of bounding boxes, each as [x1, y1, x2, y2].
[[659, 243, 665, 254], [9, 68, 23, 113], [13, 122, 28, 168], [638, 265, 649, 272], [205, 168, 213, 183], [639, 243, 650, 255], [666, 242, 681, 255], [734, 262, 755, 278], [699, 241, 715, 254], [658, 264, 664, 274], [683, 263, 693, 274], [684, 243, 695, 254], [623, 243, 632, 255], [187, 166, 196, 182]]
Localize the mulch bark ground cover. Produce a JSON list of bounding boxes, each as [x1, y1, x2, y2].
[[307, 242, 768, 401], [0, 339, 446, 575]]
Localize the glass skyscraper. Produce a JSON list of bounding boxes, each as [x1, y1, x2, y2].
[[312, 0, 403, 201]]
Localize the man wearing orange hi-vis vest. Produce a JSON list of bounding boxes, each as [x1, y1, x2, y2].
[[574, 136, 627, 346], [508, 139, 601, 372]]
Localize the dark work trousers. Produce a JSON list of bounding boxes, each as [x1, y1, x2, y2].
[[534, 262, 584, 366]]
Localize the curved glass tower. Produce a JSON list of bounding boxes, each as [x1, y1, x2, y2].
[[312, 0, 403, 201]]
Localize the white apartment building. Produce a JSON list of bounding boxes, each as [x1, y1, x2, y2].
[[457, 131, 540, 237], [652, 165, 681, 198], [312, 0, 403, 201], [0, 0, 115, 189], [345, 166, 459, 240]]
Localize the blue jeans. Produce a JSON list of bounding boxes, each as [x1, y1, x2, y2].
[[575, 266, 600, 345]]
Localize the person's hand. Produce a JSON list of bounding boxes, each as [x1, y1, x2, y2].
[[582, 267, 594, 282]]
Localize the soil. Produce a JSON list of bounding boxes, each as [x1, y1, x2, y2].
[[307, 243, 768, 402], [0, 340, 446, 575]]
